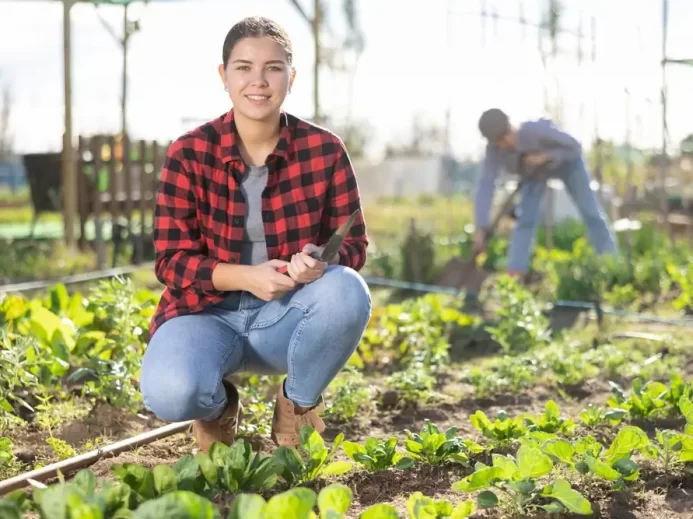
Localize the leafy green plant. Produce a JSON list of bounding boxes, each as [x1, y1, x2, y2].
[[607, 378, 685, 421], [406, 491, 475, 518], [325, 368, 375, 422], [579, 404, 626, 429], [643, 429, 693, 474], [523, 400, 575, 435], [228, 484, 353, 519], [469, 410, 527, 446], [194, 439, 281, 494], [384, 364, 436, 405], [273, 426, 352, 486], [403, 420, 481, 466], [452, 444, 592, 516], [484, 275, 551, 354], [538, 426, 650, 490], [342, 436, 414, 472]]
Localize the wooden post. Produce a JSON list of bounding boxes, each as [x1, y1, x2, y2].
[[93, 136, 106, 270], [77, 135, 87, 250], [62, 0, 77, 249]]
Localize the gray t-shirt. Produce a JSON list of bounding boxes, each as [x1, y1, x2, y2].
[[239, 164, 269, 265]]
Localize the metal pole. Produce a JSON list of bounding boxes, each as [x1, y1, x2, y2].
[[122, 3, 129, 138], [312, 0, 320, 124], [62, 0, 77, 248], [660, 0, 670, 238]]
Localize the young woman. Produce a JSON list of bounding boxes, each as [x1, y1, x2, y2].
[[139, 16, 371, 451]]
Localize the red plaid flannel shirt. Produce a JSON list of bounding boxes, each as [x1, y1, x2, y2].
[[149, 109, 368, 337]]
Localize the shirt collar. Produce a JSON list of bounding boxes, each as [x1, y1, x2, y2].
[[220, 109, 292, 165]]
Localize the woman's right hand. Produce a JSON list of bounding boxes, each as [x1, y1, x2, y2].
[[244, 260, 298, 301]]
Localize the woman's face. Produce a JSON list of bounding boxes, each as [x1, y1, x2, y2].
[[219, 36, 295, 122]]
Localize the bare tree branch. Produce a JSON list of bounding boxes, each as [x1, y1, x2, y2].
[[288, 0, 312, 24]]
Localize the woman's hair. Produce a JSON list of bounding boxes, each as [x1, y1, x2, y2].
[[222, 16, 293, 68]]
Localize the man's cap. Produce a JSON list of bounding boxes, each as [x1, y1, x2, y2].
[[478, 108, 510, 142]]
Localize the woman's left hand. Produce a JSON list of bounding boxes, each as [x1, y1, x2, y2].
[[286, 244, 330, 283]]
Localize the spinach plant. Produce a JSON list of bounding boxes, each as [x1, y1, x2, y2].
[[194, 439, 281, 494], [273, 426, 352, 485], [452, 444, 592, 516], [406, 491, 476, 518], [228, 484, 352, 519], [403, 420, 481, 466], [342, 436, 414, 472]]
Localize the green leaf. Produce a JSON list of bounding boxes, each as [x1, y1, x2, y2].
[[274, 447, 304, 486], [73, 469, 97, 495], [491, 454, 517, 480], [318, 484, 353, 518], [153, 465, 178, 495], [264, 487, 317, 519], [395, 457, 415, 470], [359, 503, 400, 519], [131, 490, 221, 518], [584, 455, 621, 481], [680, 395, 693, 424], [544, 478, 593, 515], [604, 426, 649, 464], [342, 441, 366, 461], [195, 453, 218, 489], [321, 461, 353, 477], [451, 499, 476, 518], [249, 456, 281, 492], [545, 400, 560, 421], [542, 439, 575, 465], [612, 458, 639, 478], [227, 494, 266, 519], [477, 490, 498, 509], [516, 444, 553, 479], [452, 467, 501, 492]]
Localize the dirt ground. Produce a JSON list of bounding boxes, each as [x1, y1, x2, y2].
[[4, 321, 693, 518]]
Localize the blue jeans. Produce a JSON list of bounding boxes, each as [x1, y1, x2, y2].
[[508, 157, 618, 272], [140, 265, 372, 423]]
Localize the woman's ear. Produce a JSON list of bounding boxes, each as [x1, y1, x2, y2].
[[288, 67, 297, 93], [217, 64, 227, 91]]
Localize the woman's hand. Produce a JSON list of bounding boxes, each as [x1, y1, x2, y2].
[[286, 244, 329, 284], [244, 260, 299, 301]]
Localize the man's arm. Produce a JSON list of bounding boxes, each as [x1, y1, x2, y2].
[[153, 141, 225, 294], [319, 139, 368, 271], [474, 144, 501, 230]]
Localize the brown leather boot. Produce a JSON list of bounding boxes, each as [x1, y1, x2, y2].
[[191, 380, 243, 452], [271, 380, 325, 447]]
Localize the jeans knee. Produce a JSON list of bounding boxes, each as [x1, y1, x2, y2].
[[140, 364, 215, 422], [317, 266, 371, 326]]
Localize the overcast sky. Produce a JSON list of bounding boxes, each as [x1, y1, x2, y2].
[[0, 0, 692, 160]]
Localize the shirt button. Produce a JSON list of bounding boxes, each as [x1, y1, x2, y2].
[[229, 258, 236, 264], [233, 217, 240, 225]]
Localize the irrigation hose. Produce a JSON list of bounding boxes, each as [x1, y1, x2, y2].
[[0, 263, 691, 327], [0, 420, 192, 495]]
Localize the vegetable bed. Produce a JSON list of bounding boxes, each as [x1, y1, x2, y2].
[[1, 276, 693, 518]]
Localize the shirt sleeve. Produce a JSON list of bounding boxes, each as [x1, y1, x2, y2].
[[320, 139, 368, 271], [153, 141, 222, 295], [474, 144, 501, 230]]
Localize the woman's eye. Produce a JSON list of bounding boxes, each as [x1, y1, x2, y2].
[[236, 66, 250, 71], [268, 66, 282, 71]]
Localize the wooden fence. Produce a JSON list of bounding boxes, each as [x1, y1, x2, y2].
[[76, 134, 168, 269]]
